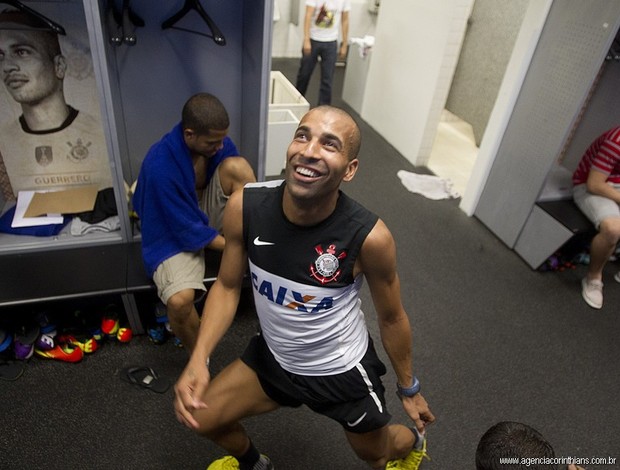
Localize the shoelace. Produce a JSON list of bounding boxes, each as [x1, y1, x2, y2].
[[385, 440, 431, 469]]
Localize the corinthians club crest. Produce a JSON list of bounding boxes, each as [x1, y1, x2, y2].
[[310, 243, 347, 284], [66, 138, 92, 163]]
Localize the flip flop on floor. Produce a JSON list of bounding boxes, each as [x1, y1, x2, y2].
[[120, 366, 171, 393], [0, 328, 12, 353], [0, 359, 25, 381]]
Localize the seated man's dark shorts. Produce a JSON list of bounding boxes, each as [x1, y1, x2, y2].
[[241, 332, 392, 434]]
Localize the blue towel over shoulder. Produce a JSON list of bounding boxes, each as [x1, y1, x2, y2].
[[133, 123, 237, 276]]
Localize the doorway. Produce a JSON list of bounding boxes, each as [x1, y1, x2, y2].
[[427, 110, 478, 197], [426, 0, 530, 198]]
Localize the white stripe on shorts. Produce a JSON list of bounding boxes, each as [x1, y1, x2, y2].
[[356, 363, 383, 413]]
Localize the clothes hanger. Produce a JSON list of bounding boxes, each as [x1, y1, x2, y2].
[[161, 0, 226, 46], [121, 0, 144, 45], [0, 0, 65, 35], [106, 0, 144, 46], [106, 2, 123, 46]]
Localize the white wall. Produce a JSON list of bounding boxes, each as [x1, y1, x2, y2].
[[271, 0, 377, 58], [460, 0, 552, 215], [446, 0, 530, 145], [359, 0, 474, 168]]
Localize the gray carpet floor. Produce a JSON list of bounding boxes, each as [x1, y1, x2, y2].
[[0, 58, 618, 469]]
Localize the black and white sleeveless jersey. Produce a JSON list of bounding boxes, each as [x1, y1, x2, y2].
[[243, 181, 379, 376]]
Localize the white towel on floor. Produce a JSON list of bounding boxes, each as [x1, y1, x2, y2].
[[397, 170, 460, 200]]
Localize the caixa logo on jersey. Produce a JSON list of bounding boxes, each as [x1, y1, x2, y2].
[[310, 243, 347, 284], [251, 273, 334, 313]]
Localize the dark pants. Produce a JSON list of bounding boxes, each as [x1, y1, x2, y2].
[[295, 39, 338, 105]]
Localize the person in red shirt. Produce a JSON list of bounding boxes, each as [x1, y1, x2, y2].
[[572, 126, 620, 309]]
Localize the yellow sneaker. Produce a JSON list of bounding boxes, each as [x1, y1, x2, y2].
[[206, 455, 274, 470], [385, 437, 430, 470], [207, 456, 239, 470]]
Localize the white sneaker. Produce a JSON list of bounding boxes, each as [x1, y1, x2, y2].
[[581, 278, 603, 309], [614, 271, 620, 283]]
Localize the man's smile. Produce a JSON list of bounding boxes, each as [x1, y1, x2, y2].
[[295, 165, 321, 178]]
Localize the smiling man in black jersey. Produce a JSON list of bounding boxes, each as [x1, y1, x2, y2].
[[174, 105, 435, 470]]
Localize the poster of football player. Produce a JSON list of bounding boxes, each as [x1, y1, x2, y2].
[[0, 3, 113, 203]]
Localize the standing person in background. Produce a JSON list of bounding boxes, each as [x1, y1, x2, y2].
[[572, 126, 620, 309], [132, 93, 255, 352], [295, 0, 350, 106]]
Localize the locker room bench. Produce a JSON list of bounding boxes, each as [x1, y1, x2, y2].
[[536, 199, 595, 236], [515, 198, 595, 269], [0, 242, 222, 336], [0, 243, 132, 325]]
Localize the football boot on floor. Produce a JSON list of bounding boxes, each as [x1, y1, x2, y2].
[[14, 324, 40, 360], [35, 343, 83, 363], [206, 454, 274, 470], [56, 333, 99, 354]]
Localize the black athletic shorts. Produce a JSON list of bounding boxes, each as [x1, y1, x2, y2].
[[241, 333, 392, 434]]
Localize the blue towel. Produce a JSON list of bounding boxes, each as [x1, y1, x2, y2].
[[0, 205, 67, 236], [132, 123, 237, 276]]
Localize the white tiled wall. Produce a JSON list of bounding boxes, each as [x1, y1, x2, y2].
[[418, 0, 475, 164]]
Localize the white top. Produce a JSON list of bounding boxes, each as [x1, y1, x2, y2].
[[306, 0, 351, 42], [250, 260, 369, 376], [0, 110, 113, 195]]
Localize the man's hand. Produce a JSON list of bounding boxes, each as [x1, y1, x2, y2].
[[400, 393, 435, 434], [302, 37, 312, 56], [174, 360, 210, 430]]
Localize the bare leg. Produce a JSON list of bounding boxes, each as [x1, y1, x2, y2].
[[217, 157, 256, 197], [193, 359, 280, 455], [345, 424, 415, 469], [586, 218, 620, 281], [166, 288, 200, 352]]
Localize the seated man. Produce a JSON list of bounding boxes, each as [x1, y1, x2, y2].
[[133, 93, 255, 352], [572, 126, 620, 309]]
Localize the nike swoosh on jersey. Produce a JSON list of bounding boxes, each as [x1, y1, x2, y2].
[[253, 236, 275, 246], [346, 412, 368, 427]]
